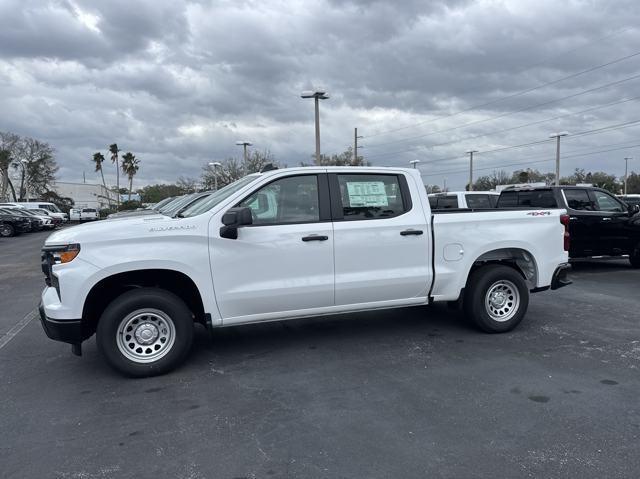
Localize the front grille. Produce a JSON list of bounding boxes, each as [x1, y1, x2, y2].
[[41, 250, 53, 287]]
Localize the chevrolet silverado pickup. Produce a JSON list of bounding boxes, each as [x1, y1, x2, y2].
[[39, 167, 571, 377]]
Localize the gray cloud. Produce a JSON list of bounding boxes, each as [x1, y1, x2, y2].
[[1, 0, 640, 190]]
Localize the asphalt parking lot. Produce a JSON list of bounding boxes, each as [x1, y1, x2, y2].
[[1, 230, 639, 479]]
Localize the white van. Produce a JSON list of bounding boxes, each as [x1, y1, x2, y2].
[[4, 202, 68, 222]]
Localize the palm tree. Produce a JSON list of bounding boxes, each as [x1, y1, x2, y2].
[[109, 143, 120, 209], [91, 152, 110, 208], [121, 152, 140, 201]]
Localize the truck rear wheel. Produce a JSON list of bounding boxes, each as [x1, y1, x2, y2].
[[96, 288, 194, 377], [463, 265, 529, 333]]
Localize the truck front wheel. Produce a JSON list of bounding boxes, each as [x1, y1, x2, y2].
[[463, 265, 529, 333], [96, 288, 194, 377]]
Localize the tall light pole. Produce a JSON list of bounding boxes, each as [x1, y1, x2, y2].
[[409, 160, 420, 169], [235, 141, 252, 175], [354, 128, 363, 165], [549, 132, 569, 186], [301, 90, 329, 164], [466, 150, 478, 191], [208, 162, 222, 191], [624, 157, 632, 195]]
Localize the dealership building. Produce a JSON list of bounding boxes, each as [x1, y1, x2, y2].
[[53, 181, 116, 210]]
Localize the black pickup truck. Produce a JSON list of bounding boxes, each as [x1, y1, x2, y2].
[[497, 186, 640, 267]]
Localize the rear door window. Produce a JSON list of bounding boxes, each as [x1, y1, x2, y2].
[[336, 174, 408, 220], [465, 194, 492, 208], [563, 189, 595, 211]]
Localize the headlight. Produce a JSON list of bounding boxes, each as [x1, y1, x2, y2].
[[45, 243, 81, 264]]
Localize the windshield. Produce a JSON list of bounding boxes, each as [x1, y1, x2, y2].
[[181, 175, 259, 218], [161, 194, 197, 216], [152, 197, 174, 210], [158, 196, 185, 214]]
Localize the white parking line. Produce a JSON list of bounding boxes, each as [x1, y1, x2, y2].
[[0, 309, 38, 350]]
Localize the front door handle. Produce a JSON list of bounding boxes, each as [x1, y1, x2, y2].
[[601, 217, 612, 221], [302, 235, 329, 242], [400, 229, 424, 236]]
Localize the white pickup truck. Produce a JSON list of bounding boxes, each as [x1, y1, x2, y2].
[[39, 167, 571, 376]]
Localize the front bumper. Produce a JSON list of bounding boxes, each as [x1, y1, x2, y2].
[[38, 303, 82, 344], [550, 263, 572, 290]]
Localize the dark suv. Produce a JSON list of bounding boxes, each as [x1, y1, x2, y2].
[[497, 186, 640, 267], [0, 208, 32, 237]]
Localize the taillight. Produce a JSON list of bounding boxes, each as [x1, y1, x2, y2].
[[560, 214, 570, 252]]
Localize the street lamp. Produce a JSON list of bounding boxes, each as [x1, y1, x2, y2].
[[549, 132, 569, 186], [208, 162, 222, 191], [235, 141, 252, 174], [409, 160, 421, 169], [466, 150, 478, 191], [301, 90, 330, 164], [624, 157, 632, 195]]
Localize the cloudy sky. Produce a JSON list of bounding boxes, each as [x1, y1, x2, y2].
[[1, 0, 639, 190]]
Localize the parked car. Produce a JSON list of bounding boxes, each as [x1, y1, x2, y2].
[[39, 167, 570, 377], [32, 208, 63, 227], [3, 207, 42, 231], [0, 208, 32, 236], [428, 191, 500, 210], [618, 194, 640, 209], [0, 202, 68, 222], [1, 205, 55, 230], [106, 196, 183, 219], [497, 185, 640, 267], [69, 208, 99, 222]]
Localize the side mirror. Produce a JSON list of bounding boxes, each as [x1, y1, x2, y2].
[[220, 207, 253, 239]]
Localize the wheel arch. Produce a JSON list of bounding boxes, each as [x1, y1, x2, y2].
[[82, 269, 206, 339], [466, 247, 538, 290]]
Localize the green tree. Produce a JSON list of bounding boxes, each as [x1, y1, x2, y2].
[[16, 138, 58, 199], [473, 170, 511, 190], [201, 150, 280, 190], [302, 147, 369, 167], [109, 143, 120, 209], [626, 171, 640, 194], [139, 184, 186, 203], [91, 152, 110, 206], [120, 152, 140, 201]]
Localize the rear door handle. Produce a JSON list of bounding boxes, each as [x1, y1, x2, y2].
[[302, 235, 329, 242], [400, 229, 423, 236]]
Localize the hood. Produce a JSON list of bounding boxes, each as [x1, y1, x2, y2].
[[45, 214, 171, 245]]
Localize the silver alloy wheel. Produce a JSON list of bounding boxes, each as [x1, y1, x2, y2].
[[116, 309, 176, 363], [484, 280, 520, 322], [0, 224, 12, 236]]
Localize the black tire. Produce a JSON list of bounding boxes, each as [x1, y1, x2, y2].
[[463, 265, 529, 333], [96, 288, 194, 377], [0, 223, 15, 237]]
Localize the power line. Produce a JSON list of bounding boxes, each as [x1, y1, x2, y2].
[[364, 73, 640, 159], [364, 73, 640, 161], [364, 49, 640, 139], [421, 143, 640, 178], [413, 118, 640, 170], [366, 95, 640, 154]]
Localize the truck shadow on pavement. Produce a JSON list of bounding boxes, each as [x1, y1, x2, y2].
[[188, 304, 476, 365]]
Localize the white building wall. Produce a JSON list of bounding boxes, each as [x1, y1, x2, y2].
[[53, 182, 116, 210]]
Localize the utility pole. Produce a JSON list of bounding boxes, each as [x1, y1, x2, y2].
[[624, 157, 632, 195], [466, 150, 478, 191], [354, 128, 363, 164], [549, 132, 569, 186]]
